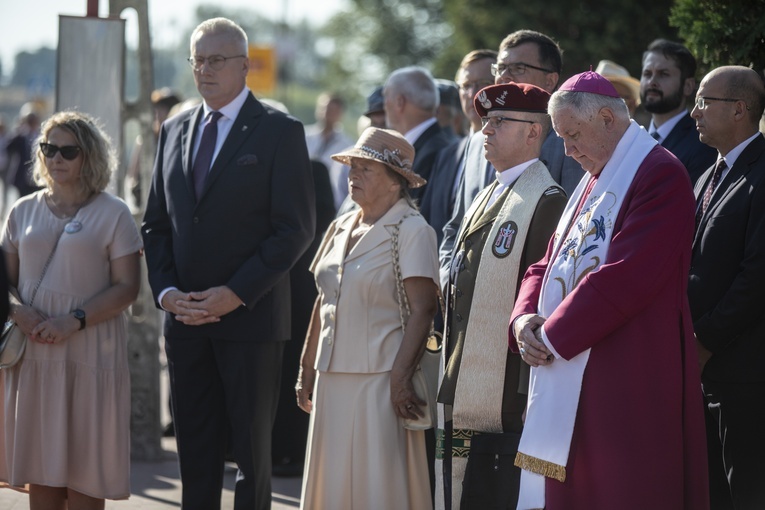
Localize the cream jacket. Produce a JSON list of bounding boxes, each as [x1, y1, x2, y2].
[[311, 199, 439, 373]]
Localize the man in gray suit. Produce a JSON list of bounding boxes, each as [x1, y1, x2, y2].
[[440, 30, 583, 289]]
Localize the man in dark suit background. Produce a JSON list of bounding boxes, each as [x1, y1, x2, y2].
[[640, 39, 717, 185], [689, 65, 765, 509], [421, 49, 496, 249], [440, 30, 583, 289], [382, 66, 452, 204], [142, 17, 315, 510]]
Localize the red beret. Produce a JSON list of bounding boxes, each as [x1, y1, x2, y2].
[[474, 83, 551, 118]]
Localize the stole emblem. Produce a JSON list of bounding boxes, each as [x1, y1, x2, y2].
[[492, 221, 517, 258]]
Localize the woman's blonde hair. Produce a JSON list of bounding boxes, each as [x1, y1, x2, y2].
[[33, 110, 115, 194]]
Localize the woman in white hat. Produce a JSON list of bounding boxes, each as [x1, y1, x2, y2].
[[297, 127, 438, 509]]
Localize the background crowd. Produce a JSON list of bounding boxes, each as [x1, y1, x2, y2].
[[1, 13, 764, 510]]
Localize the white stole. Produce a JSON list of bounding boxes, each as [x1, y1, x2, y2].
[[516, 122, 657, 509]]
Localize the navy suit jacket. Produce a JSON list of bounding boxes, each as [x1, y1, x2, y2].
[[689, 133, 765, 382], [420, 135, 468, 247], [662, 112, 718, 185], [410, 121, 453, 202], [142, 92, 315, 341]]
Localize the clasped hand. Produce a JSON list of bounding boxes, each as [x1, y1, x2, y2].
[[514, 313, 554, 367], [162, 286, 242, 325], [390, 368, 426, 421]]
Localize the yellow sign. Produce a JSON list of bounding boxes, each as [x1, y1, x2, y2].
[[246, 45, 277, 94]]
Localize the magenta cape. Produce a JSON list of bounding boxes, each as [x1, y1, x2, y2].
[[511, 146, 709, 510]]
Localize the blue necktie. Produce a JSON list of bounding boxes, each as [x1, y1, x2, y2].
[[193, 111, 223, 199]]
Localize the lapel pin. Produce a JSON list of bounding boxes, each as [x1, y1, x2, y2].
[[242, 125, 248, 131]]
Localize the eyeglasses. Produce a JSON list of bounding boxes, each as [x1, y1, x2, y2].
[[490, 62, 554, 78], [481, 116, 535, 129], [695, 96, 751, 110], [458, 79, 494, 92], [40, 143, 81, 160], [187, 54, 247, 71]]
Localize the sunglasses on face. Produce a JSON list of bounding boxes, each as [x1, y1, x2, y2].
[[40, 143, 81, 160]]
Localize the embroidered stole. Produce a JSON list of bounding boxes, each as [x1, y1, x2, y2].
[[452, 161, 557, 432], [434, 162, 558, 510], [515, 122, 657, 509]]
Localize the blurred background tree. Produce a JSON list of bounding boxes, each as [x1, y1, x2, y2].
[[669, 0, 765, 75], [4, 0, 765, 128], [437, 0, 677, 80]]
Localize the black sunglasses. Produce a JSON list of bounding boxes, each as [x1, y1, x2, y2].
[[40, 143, 81, 160]]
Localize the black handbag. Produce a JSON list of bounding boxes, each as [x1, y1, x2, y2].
[[460, 431, 522, 509]]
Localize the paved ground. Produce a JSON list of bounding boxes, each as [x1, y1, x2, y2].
[[0, 438, 302, 509]]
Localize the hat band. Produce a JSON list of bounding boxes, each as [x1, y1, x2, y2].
[[360, 145, 413, 171]]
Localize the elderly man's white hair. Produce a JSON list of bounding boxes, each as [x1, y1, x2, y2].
[[549, 90, 630, 121], [190, 17, 248, 54], [385, 66, 440, 114]]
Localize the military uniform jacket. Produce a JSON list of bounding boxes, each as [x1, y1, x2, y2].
[[440, 163, 566, 432]]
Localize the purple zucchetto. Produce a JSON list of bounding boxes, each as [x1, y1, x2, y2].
[[558, 70, 620, 98]]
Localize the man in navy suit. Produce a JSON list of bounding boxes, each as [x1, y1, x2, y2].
[[640, 39, 717, 185], [421, 49, 496, 249], [142, 17, 315, 510], [689, 65, 765, 509]]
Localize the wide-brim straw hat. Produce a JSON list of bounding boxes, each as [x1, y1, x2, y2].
[[331, 127, 426, 188], [594, 60, 641, 104]]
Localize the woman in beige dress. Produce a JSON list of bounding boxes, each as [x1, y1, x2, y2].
[[1, 111, 141, 509], [297, 127, 439, 509]]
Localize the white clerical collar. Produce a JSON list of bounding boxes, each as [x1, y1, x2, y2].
[[649, 109, 687, 141], [496, 158, 540, 187], [404, 117, 438, 146], [486, 158, 540, 208]]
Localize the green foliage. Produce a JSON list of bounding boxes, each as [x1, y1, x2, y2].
[[321, 0, 453, 94], [440, 0, 678, 82], [670, 0, 765, 74]]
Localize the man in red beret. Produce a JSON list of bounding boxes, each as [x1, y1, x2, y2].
[[436, 82, 566, 509], [510, 71, 709, 509]]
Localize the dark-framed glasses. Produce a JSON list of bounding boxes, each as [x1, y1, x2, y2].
[[187, 54, 247, 71], [490, 62, 554, 78], [481, 116, 535, 129], [40, 143, 81, 160], [695, 96, 751, 110]]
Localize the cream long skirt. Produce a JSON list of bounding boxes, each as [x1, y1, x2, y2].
[[300, 371, 432, 510]]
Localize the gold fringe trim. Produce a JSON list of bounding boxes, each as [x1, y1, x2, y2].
[[514, 451, 567, 482]]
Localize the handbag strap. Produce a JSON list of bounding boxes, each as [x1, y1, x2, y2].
[[24, 198, 86, 307], [390, 212, 444, 334], [25, 224, 67, 307]]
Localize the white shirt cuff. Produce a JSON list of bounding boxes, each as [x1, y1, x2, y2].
[[540, 325, 563, 360], [158, 287, 178, 311]]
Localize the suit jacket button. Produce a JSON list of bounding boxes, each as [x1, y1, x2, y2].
[[465, 239, 472, 248], [193, 217, 199, 224], [456, 313, 463, 322], [456, 289, 463, 298]]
